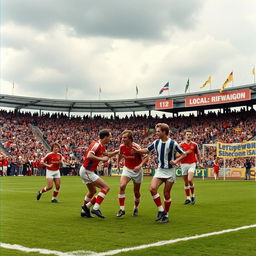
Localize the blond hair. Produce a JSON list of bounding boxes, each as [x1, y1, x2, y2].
[[155, 123, 170, 135]]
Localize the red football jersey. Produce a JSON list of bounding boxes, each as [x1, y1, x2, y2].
[[82, 140, 106, 171], [3, 159, 8, 166], [180, 141, 198, 164], [119, 142, 142, 169], [213, 163, 220, 173], [42, 152, 63, 171]]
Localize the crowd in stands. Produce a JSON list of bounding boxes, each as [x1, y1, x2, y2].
[[0, 107, 255, 176]]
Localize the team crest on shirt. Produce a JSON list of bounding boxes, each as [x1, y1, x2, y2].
[[166, 148, 170, 153]]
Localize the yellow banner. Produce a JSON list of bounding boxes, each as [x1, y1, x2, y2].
[[217, 141, 256, 158]]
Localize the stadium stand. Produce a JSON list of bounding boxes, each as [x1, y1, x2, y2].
[[0, 107, 255, 176]]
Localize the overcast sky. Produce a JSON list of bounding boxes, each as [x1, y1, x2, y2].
[[0, 0, 255, 100]]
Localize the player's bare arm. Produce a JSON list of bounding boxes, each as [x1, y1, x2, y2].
[[103, 149, 119, 158], [131, 148, 149, 155], [196, 146, 203, 167], [87, 152, 109, 162], [170, 152, 188, 165], [134, 155, 149, 172], [42, 161, 53, 168], [117, 153, 124, 170]]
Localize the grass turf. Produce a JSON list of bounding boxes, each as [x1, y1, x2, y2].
[[0, 176, 255, 256]]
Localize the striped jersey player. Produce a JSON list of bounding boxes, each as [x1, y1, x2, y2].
[[133, 123, 188, 224]]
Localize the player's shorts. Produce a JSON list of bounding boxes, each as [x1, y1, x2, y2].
[[121, 166, 143, 183], [181, 163, 196, 176], [79, 166, 99, 184], [3, 166, 7, 174], [46, 169, 61, 179], [154, 167, 176, 183]]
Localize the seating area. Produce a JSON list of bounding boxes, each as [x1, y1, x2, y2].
[[0, 108, 255, 175]]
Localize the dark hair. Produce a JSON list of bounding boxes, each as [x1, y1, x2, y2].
[[51, 142, 61, 151], [155, 123, 169, 135], [121, 130, 133, 141], [99, 129, 111, 139]]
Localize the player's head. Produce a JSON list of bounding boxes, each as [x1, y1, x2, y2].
[[99, 129, 112, 144], [155, 123, 169, 139], [184, 129, 192, 141], [51, 142, 61, 153], [121, 130, 133, 145]]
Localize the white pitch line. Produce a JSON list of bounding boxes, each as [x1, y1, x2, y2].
[[1, 224, 256, 256]]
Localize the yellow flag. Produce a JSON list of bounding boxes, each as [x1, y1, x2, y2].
[[200, 76, 211, 89], [220, 72, 233, 93], [253, 67, 255, 75]]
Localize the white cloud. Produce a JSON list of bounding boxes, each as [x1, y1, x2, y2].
[[0, 0, 255, 101]]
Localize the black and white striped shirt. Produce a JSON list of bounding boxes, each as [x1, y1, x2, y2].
[[147, 138, 185, 169]]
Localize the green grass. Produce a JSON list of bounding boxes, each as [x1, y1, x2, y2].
[[0, 176, 256, 256]]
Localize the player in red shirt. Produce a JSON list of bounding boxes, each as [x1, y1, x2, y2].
[[213, 158, 220, 180], [116, 130, 149, 218], [80, 129, 118, 219], [36, 143, 64, 203], [3, 156, 8, 176], [0, 155, 3, 176], [180, 129, 202, 205]]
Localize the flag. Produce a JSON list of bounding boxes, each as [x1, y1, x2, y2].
[[200, 76, 211, 89], [253, 67, 255, 75], [219, 72, 233, 93], [185, 79, 189, 93], [159, 82, 169, 94], [136, 85, 138, 95]]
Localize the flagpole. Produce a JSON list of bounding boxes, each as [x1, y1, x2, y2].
[[232, 70, 234, 87], [98, 87, 101, 100], [253, 66, 256, 84], [65, 87, 68, 100], [12, 81, 15, 95]]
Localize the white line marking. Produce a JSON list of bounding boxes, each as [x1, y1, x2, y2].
[[1, 224, 255, 256], [0, 243, 96, 256]]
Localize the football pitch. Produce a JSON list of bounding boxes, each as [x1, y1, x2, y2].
[[0, 176, 255, 256]]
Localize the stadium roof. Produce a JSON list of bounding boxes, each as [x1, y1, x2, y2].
[[0, 84, 255, 113]]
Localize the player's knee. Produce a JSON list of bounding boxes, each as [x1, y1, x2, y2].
[[164, 192, 170, 200], [134, 191, 140, 198], [91, 188, 97, 195], [120, 183, 126, 192], [47, 185, 53, 190], [150, 187, 157, 194], [103, 185, 110, 193]]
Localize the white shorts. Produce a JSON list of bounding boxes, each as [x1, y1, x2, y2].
[[3, 166, 7, 174], [46, 170, 61, 179], [181, 163, 196, 176], [79, 166, 99, 184], [121, 166, 143, 184], [154, 167, 176, 183]]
